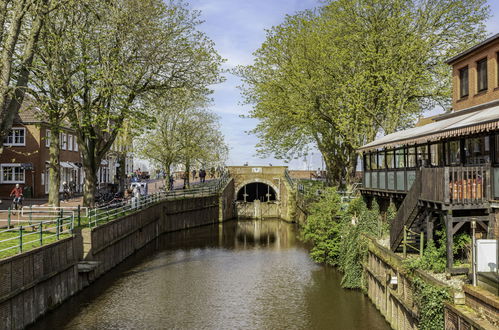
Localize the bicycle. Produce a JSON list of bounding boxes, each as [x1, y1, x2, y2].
[[10, 196, 22, 215]]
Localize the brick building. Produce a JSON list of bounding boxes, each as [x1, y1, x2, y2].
[[0, 103, 131, 198]]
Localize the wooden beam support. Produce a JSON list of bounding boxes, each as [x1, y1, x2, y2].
[[452, 221, 465, 235], [446, 213, 454, 270]]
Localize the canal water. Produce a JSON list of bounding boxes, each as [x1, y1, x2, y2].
[[33, 219, 390, 329]]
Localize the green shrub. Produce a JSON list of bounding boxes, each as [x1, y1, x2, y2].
[[413, 277, 451, 330]]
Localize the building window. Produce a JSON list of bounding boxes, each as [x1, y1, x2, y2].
[[45, 129, 50, 147], [417, 145, 428, 166], [1, 164, 25, 183], [465, 136, 490, 165], [477, 58, 488, 92], [61, 133, 67, 150], [430, 143, 443, 166], [3, 128, 25, 146], [459, 66, 469, 98], [445, 140, 461, 165], [407, 147, 417, 168], [370, 153, 377, 170], [377, 151, 385, 169], [395, 149, 405, 168], [74, 137, 78, 152], [386, 150, 395, 169], [68, 135, 73, 151]]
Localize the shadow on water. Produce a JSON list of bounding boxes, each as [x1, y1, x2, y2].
[[31, 219, 389, 330]]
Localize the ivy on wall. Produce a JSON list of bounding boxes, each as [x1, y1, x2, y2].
[[412, 277, 451, 330]]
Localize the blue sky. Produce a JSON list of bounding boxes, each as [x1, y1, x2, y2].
[[188, 0, 499, 170]]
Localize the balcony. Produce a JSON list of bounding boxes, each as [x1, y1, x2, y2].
[[362, 165, 495, 209]]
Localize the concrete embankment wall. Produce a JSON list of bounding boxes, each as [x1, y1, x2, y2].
[[1, 193, 231, 330], [0, 237, 80, 329], [83, 196, 219, 283]]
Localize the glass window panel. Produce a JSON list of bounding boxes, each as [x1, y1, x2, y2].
[[459, 66, 469, 97], [477, 58, 488, 92], [465, 136, 490, 165], [377, 151, 385, 169], [386, 150, 395, 169], [417, 145, 428, 166], [370, 153, 377, 170], [430, 143, 443, 166], [445, 140, 461, 165], [407, 147, 416, 167], [395, 149, 405, 168]]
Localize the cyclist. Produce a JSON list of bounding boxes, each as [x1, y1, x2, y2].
[[10, 184, 23, 213]]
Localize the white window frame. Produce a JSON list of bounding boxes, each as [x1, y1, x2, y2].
[[74, 137, 78, 152], [3, 127, 26, 146], [1, 164, 25, 184], [45, 129, 50, 147], [61, 132, 67, 150], [68, 135, 73, 151]]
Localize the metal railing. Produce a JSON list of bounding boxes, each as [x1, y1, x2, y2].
[[87, 177, 228, 227], [0, 213, 74, 257], [0, 175, 230, 258]]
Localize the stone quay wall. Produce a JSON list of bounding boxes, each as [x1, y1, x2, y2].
[[365, 239, 498, 330], [0, 237, 80, 329], [1, 193, 232, 330]]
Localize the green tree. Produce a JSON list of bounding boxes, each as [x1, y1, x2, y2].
[[0, 0, 51, 148], [136, 91, 228, 189], [33, 0, 224, 206], [237, 0, 489, 186]]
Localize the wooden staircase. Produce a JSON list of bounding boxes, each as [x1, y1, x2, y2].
[[390, 170, 423, 251]]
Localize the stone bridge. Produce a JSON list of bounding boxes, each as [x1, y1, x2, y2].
[[226, 166, 295, 221]]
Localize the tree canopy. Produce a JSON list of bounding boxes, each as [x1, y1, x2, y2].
[[237, 0, 489, 185]]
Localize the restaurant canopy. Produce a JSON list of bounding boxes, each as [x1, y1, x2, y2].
[[358, 104, 499, 152]]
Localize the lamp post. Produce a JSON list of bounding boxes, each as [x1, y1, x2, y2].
[[471, 219, 477, 286]]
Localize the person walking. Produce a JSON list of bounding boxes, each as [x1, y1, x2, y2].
[[192, 169, 197, 182], [62, 181, 70, 202], [169, 175, 174, 190], [199, 169, 206, 183]]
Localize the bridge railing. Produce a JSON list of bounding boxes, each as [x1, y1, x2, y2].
[[284, 169, 295, 188]]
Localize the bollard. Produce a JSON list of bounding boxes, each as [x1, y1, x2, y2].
[[403, 225, 407, 258], [7, 207, 11, 229], [56, 216, 60, 240], [29, 205, 32, 225], [77, 205, 81, 227], [19, 226, 23, 252], [420, 231, 424, 257], [39, 221, 43, 246]]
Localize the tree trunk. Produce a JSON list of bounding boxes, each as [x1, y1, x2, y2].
[[83, 163, 98, 207], [48, 129, 60, 206], [185, 161, 190, 189], [164, 164, 171, 190], [117, 152, 126, 193], [0, 0, 48, 145]]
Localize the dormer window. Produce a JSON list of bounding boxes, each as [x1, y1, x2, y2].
[[477, 58, 487, 92], [459, 66, 469, 98]]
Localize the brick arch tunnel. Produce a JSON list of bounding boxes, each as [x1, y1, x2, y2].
[[236, 182, 277, 202]]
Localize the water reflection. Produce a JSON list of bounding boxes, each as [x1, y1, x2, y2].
[[32, 219, 389, 330]]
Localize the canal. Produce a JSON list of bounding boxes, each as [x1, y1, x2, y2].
[[32, 219, 389, 329]]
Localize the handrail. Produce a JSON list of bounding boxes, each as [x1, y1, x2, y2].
[[390, 170, 422, 251]]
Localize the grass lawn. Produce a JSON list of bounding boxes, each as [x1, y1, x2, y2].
[[0, 228, 71, 259]]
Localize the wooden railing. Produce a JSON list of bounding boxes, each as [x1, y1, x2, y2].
[[364, 165, 492, 206], [420, 166, 491, 205]]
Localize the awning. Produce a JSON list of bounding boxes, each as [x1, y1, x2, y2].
[[358, 105, 499, 152], [60, 161, 77, 169], [100, 160, 108, 166]]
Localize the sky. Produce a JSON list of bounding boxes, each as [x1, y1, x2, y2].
[[185, 0, 499, 170]]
